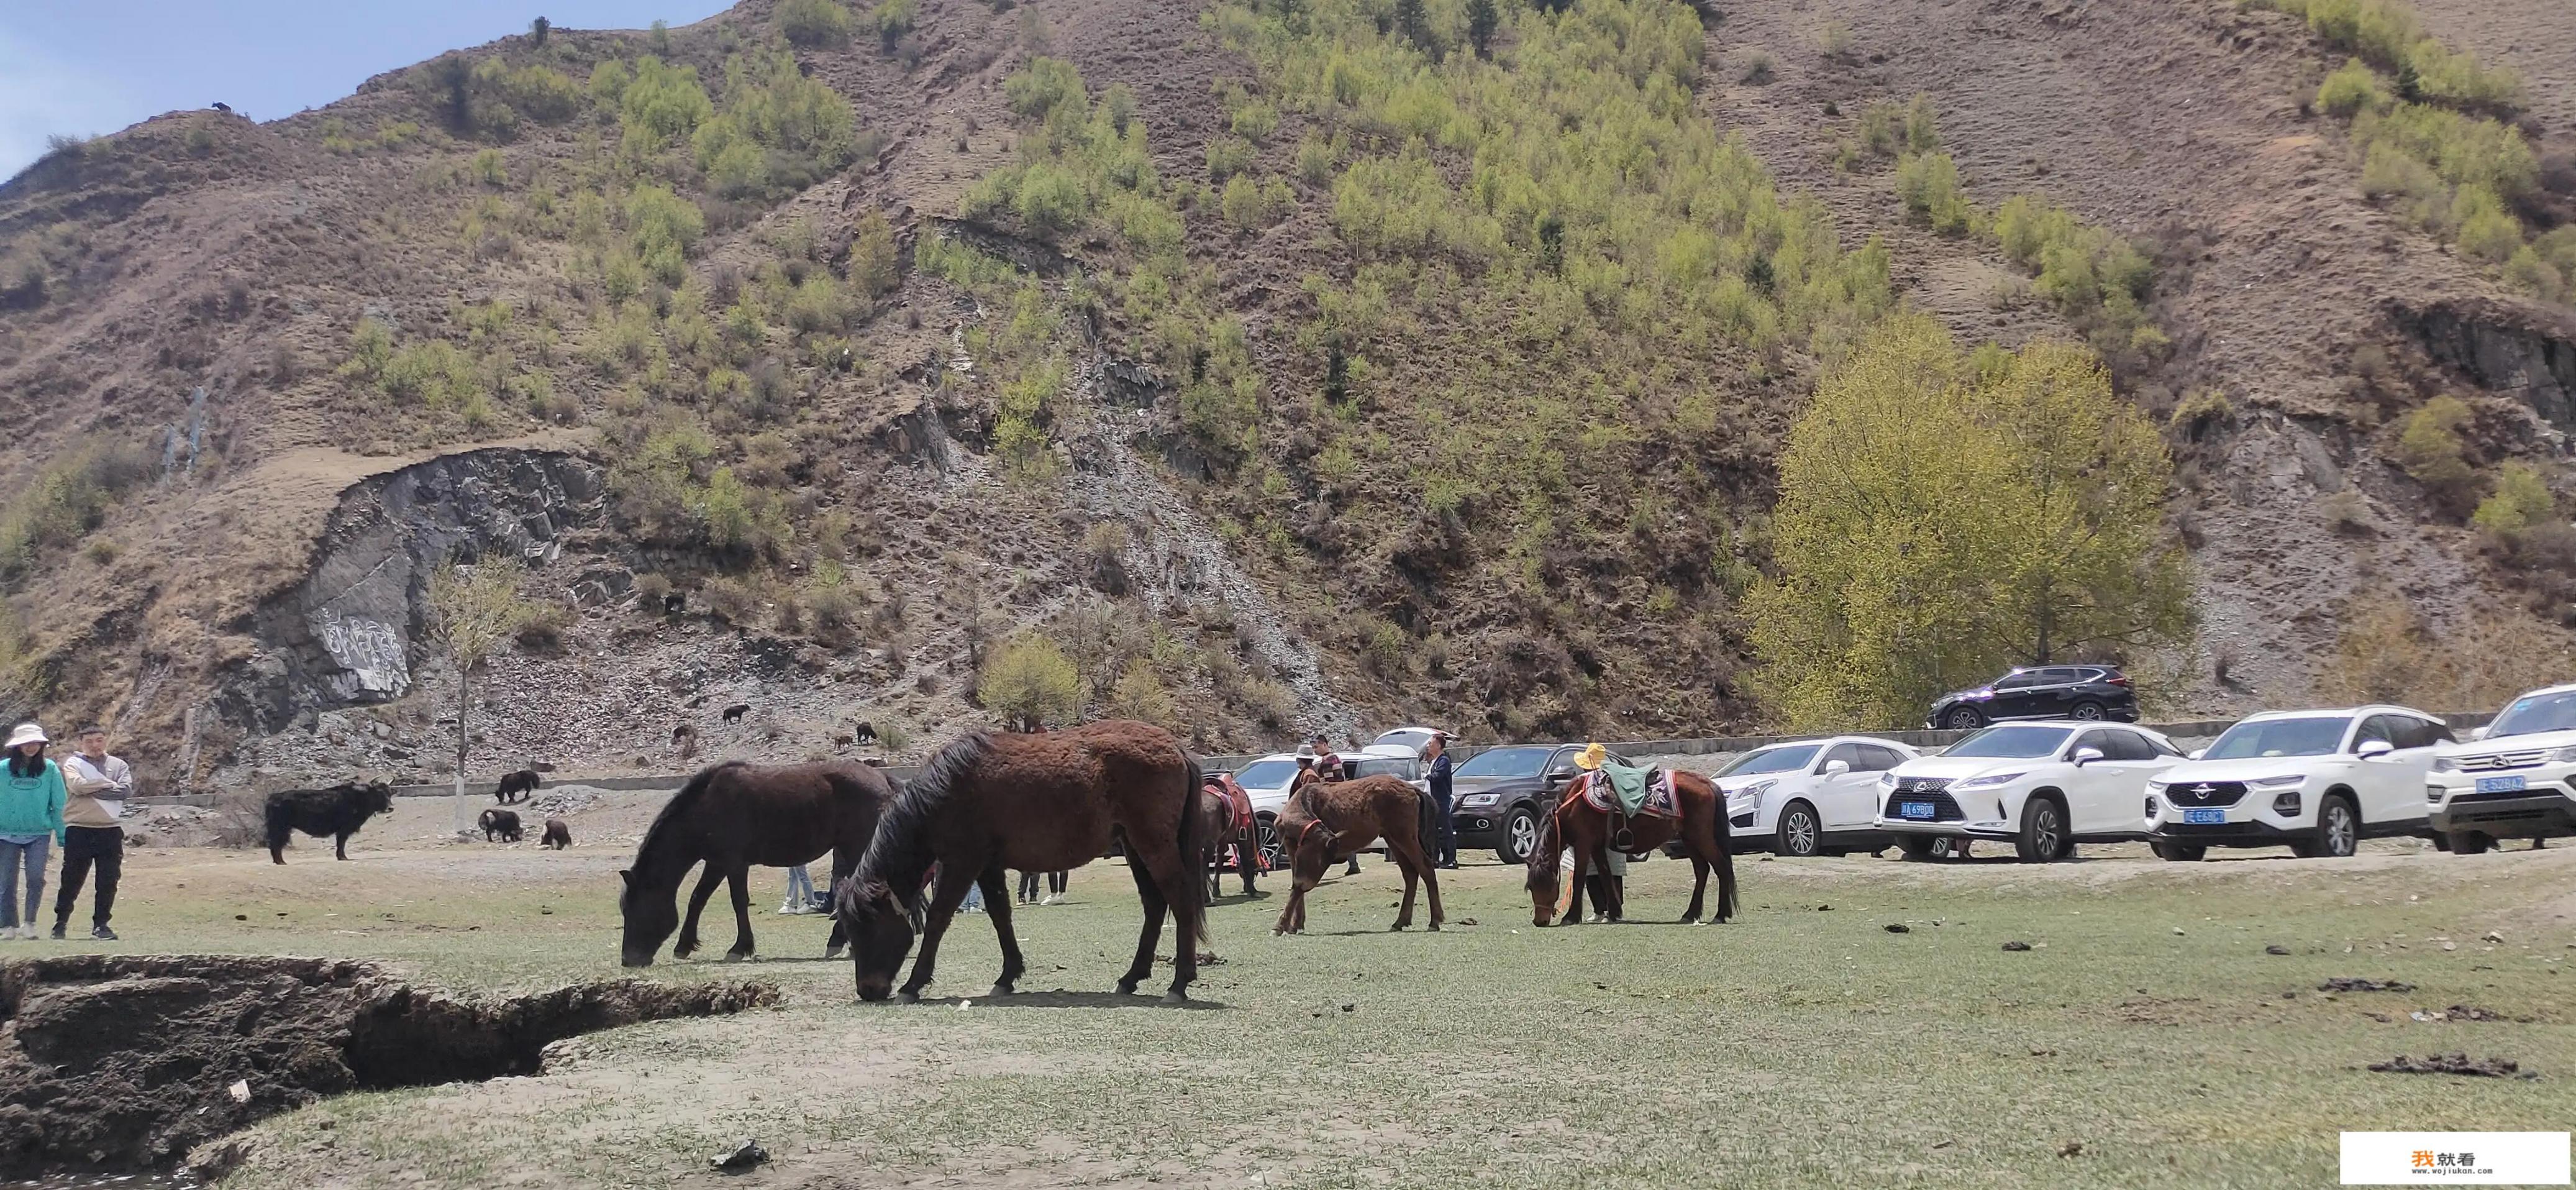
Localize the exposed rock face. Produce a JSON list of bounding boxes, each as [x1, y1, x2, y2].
[[2392, 298, 2576, 433], [230, 449, 606, 733], [0, 954, 774, 1177]]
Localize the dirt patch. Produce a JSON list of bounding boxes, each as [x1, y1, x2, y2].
[[2319, 977, 2416, 993], [2367, 1053, 2534, 1078], [0, 954, 773, 1179]]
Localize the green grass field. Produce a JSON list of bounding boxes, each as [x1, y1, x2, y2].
[[86, 823, 2576, 1189]]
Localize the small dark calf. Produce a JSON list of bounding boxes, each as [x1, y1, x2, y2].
[[265, 781, 394, 864], [722, 703, 751, 724], [479, 808, 523, 843], [541, 818, 572, 849], [671, 723, 697, 746], [496, 769, 540, 803]]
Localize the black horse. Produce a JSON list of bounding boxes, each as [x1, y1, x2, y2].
[[619, 760, 894, 966]]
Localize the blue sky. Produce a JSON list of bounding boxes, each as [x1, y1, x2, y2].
[[0, 1, 732, 180]]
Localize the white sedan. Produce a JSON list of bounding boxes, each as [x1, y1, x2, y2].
[[1716, 736, 1920, 857], [1877, 721, 2187, 861]]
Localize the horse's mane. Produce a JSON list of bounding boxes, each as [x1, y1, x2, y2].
[[634, 761, 739, 874], [856, 732, 992, 909], [1522, 772, 1578, 892]]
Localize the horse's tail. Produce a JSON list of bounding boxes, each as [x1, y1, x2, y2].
[[1524, 794, 1562, 895], [1181, 755, 1209, 951], [263, 797, 291, 850], [1714, 796, 1741, 923]]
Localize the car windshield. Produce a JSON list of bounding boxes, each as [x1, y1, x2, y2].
[[1944, 725, 2074, 759], [1457, 746, 1550, 778], [1717, 744, 1819, 777], [2487, 690, 2576, 738], [2204, 716, 2350, 759], [1352, 758, 1412, 780], [1232, 759, 1299, 789]]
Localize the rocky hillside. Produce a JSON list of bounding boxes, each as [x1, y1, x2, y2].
[[2, 0, 2573, 790]]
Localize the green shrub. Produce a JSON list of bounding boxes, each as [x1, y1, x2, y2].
[[616, 56, 712, 157], [872, 0, 918, 47], [1221, 174, 1294, 230], [624, 183, 704, 284], [1106, 660, 1178, 723], [2316, 59, 2388, 117], [2454, 186, 2523, 262], [1895, 152, 1973, 234], [1204, 135, 1255, 182], [0, 440, 153, 587], [978, 634, 1082, 729], [776, 0, 853, 46], [2396, 395, 2480, 516], [2472, 460, 2554, 541], [691, 49, 863, 198]]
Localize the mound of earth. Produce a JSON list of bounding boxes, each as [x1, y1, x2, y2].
[[0, 954, 775, 1178]]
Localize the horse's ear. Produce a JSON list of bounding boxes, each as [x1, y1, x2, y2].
[[616, 869, 630, 886]]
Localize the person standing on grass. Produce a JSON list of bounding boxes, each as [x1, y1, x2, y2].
[[1017, 869, 1069, 905], [780, 864, 816, 915], [0, 724, 66, 941], [1424, 731, 1458, 870], [54, 725, 129, 940]]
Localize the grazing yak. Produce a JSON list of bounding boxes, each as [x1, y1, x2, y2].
[[495, 769, 540, 803], [479, 808, 523, 843], [721, 703, 752, 725], [541, 818, 572, 849], [264, 780, 395, 864]]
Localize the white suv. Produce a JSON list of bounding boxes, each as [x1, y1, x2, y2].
[[1716, 736, 1921, 857], [2428, 684, 2576, 853], [2144, 705, 2449, 861], [1877, 721, 2185, 862]]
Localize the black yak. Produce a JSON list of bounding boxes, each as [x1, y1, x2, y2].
[[264, 780, 394, 864], [541, 818, 571, 849], [479, 808, 523, 843], [496, 769, 540, 803]]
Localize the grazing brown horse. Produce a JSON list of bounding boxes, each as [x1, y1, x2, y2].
[[1197, 772, 1260, 902], [1524, 768, 1737, 927], [834, 721, 1206, 1004], [619, 760, 894, 967], [1270, 774, 1442, 936]]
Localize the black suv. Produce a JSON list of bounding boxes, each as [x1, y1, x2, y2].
[[1924, 666, 2139, 731], [1448, 743, 1629, 864]]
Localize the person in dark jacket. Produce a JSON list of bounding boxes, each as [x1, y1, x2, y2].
[[1424, 731, 1457, 869]]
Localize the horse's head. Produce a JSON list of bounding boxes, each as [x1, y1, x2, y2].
[[616, 867, 677, 968], [1523, 781, 1569, 927], [835, 876, 917, 1001]]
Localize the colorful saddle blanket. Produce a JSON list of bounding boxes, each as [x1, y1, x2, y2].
[[1206, 774, 1255, 834], [1578, 766, 1680, 820]]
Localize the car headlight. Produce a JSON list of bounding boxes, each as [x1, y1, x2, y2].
[[2248, 774, 2305, 788], [1459, 793, 1499, 808], [2547, 746, 2576, 764], [1955, 772, 2024, 790], [2430, 756, 2458, 773]]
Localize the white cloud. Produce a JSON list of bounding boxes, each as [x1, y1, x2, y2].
[[0, 28, 138, 180]]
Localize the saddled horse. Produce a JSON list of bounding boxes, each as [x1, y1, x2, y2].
[[619, 759, 895, 966], [1524, 767, 1737, 927], [834, 720, 1206, 1004], [1197, 771, 1260, 902], [1270, 774, 1442, 936]]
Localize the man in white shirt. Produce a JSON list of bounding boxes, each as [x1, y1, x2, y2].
[[54, 725, 130, 941]]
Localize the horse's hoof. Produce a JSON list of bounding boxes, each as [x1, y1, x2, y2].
[[1116, 980, 1140, 996], [824, 945, 844, 960], [1388, 923, 1407, 932], [724, 952, 752, 963], [1429, 923, 1441, 932], [1159, 991, 1190, 1006], [895, 989, 921, 1004], [986, 983, 1014, 998]]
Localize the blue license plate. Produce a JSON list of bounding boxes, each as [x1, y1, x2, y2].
[[2183, 808, 2226, 825], [2476, 775, 2528, 794], [1900, 802, 1936, 820]]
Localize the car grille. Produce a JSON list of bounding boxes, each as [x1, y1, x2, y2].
[[2451, 785, 2562, 804], [1894, 777, 1952, 794], [1884, 791, 1964, 822], [2457, 751, 2546, 772], [2162, 781, 2246, 807]]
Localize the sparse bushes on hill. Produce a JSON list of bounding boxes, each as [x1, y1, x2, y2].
[[1895, 151, 1973, 234], [0, 440, 153, 588], [777, 0, 854, 47], [693, 50, 867, 198], [2252, 0, 2521, 111], [615, 56, 714, 157], [2394, 395, 2480, 517]]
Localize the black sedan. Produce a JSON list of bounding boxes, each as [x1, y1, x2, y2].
[[1925, 664, 2139, 731], [1447, 743, 1630, 864]]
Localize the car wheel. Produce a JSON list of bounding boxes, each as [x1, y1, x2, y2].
[[2068, 700, 2106, 721], [2151, 841, 2206, 862], [1497, 806, 1539, 866], [1942, 707, 1983, 731], [2308, 795, 2359, 859], [1896, 834, 1941, 861], [2015, 797, 2067, 863], [1256, 817, 1287, 871], [1776, 802, 1822, 858], [2447, 830, 2492, 856]]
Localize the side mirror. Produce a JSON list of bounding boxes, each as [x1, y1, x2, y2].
[[2072, 747, 2105, 766], [1823, 759, 1851, 777], [2469, 725, 2491, 741], [2356, 739, 2395, 761], [1545, 772, 1570, 788], [2187, 748, 2206, 761]]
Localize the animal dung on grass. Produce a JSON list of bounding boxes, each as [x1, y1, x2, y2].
[[2367, 1053, 2532, 1078], [2001, 940, 2032, 951], [2319, 978, 2416, 993], [711, 1138, 770, 1171], [2265, 945, 2290, 956], [1883, 923, 1910, 933]]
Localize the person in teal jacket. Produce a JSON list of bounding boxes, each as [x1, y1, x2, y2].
[[0, 723, 67, 940]]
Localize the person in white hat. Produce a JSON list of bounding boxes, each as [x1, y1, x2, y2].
[[0, 724, 67, 940]]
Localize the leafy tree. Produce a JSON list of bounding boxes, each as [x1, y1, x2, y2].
[[1465, 0, 1497, 57], [1108, 660, 1178, 724], [2396, 395, 2480, 517], [776, 0, 853, 47], [529, 16, 550, 46], [978, 634, 1081, 730], [424, 559, 542, 829], [2472, 459, 2554, 541], [1747, 315, 2191, 730]]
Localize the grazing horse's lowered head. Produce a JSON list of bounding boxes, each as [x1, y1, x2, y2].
[[616, 867, 680, 968], [833, 876, 921, 1001]]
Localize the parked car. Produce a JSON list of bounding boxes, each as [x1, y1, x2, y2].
[[1924, 665, 2139, 731], [1876, 721, 2183, 861], [2428, 683, 2576, 853], [1235, 745, 1429, 869], [2144, 705, 2449, 861], [1715, 736, 1919, 857], [1369, 726, 1449, 757], [1449, 743, 1631, 864]]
